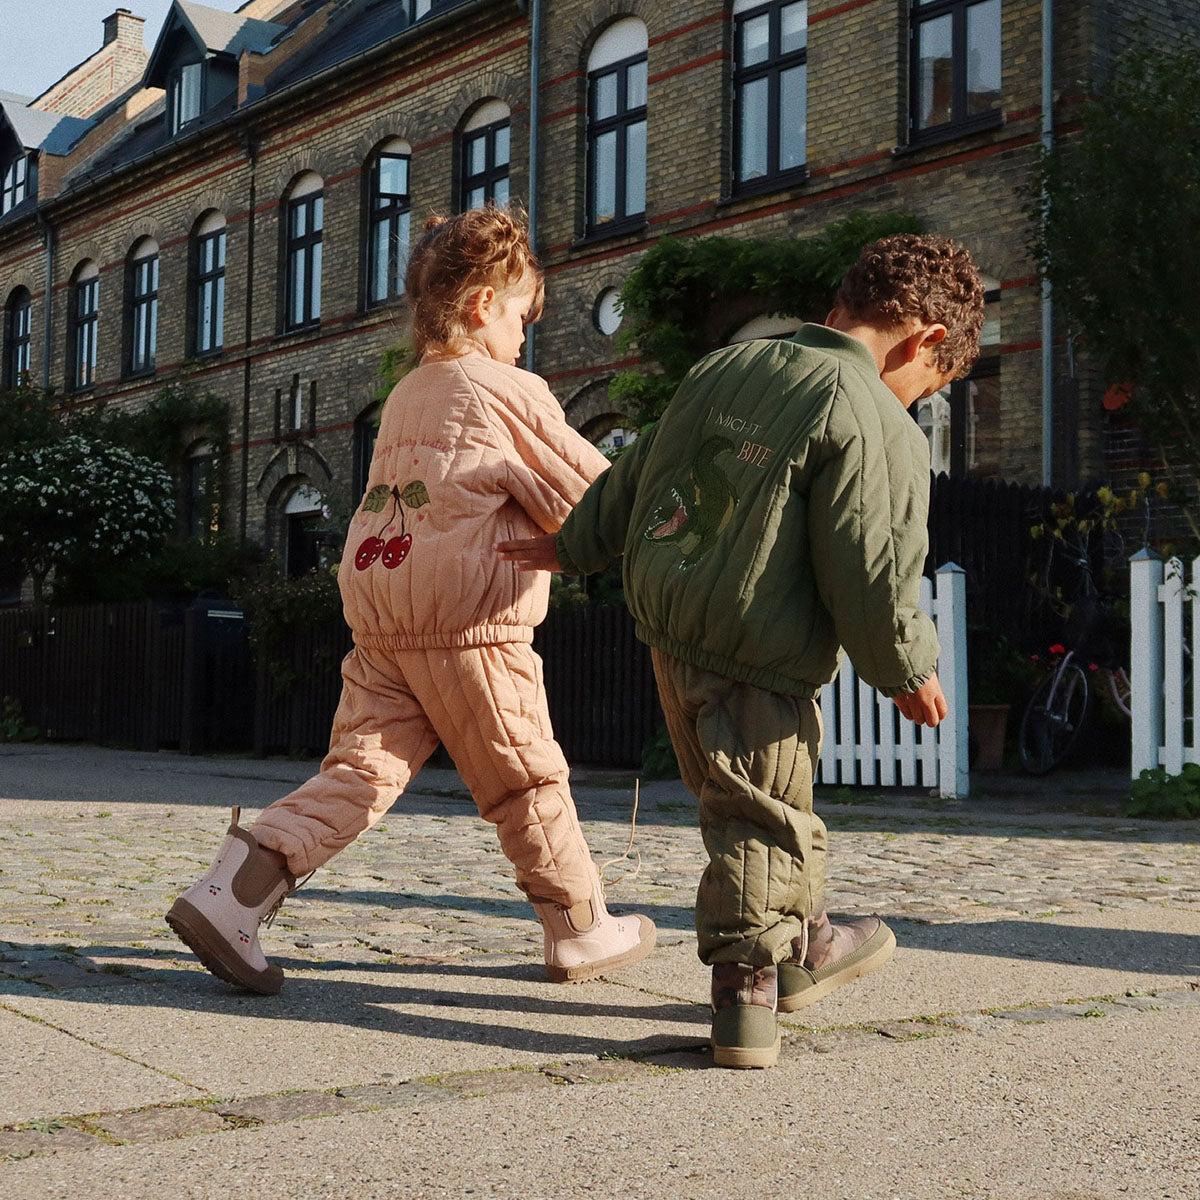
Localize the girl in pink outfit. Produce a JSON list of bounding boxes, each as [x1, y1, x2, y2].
[[167, 208, 655, 994]]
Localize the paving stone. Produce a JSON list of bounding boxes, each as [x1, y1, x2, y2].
[[0, 1125, 102, 1158], [436, 1069, 561, 1096], [541, 1058, 656, 1084], [216, 1092, 358, 1124], [336, 1082, 458, 1110], [93, 1107, 229, 1142]]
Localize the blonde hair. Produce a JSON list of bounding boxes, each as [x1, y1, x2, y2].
[[404, 206, 545, 359]]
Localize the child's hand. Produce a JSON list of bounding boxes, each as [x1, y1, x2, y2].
[[496, 533, 562, 572], [892, 672, 948, 727]]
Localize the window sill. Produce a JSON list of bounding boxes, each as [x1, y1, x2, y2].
[[123, 367, 156, 382], [191, 347, 224, 361], [894, 112, 1004, 156], [277, 322, 322, 341], [571, 218, 648, 252], [719, 167, 809, 207]]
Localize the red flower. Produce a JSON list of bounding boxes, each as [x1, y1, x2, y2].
[[1049, 643, 1065, 656], [1102, 382, 1134, 411]]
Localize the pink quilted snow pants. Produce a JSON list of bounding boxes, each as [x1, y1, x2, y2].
[[250, 643, 597, 907]]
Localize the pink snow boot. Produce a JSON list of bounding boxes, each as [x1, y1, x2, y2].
[[166, 808, 295, 995], [530, 881, 656, 983]]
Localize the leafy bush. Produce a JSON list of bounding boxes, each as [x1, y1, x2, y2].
[[1126, 765, 1200, 820]]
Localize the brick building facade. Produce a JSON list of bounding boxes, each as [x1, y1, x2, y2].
[[2, 0, 1198, 577]]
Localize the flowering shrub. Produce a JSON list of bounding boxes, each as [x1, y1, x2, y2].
[[0, 434, 175, 605]]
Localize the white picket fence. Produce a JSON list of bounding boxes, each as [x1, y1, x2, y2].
[[815, 563, 969, 799], [1129, 551, 1197, 777]]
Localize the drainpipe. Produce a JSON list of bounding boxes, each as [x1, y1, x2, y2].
[[240, 135, 259, 544], [36, 207, 54, 390], [1040, 0, 1054, 487], [524, 0, 542, 373]]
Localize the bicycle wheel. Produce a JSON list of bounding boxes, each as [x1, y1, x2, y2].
[[1018, 663, 1094, 775]]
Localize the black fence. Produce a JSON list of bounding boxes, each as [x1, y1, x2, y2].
[[1, 474, 1065, 766], [0, 597, 661, 767]]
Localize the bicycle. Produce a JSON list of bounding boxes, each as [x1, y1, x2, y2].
[[1016, 644, 1130, 775]]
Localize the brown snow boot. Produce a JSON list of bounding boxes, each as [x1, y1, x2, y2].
[[711, 962, 780, 1069], [777, 910, 896, 1013]]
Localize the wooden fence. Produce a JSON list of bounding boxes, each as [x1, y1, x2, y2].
[[1130, 552, 1196, 778], [816, 564, 968, 799]]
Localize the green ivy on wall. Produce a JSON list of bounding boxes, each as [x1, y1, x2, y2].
[[611, 210, 924, 425]]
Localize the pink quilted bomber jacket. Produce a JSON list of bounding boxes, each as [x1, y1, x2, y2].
[[339, 352, 610, 650]]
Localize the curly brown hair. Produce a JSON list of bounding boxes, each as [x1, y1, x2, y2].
[[834, 233, 985, 377], [404, 206, 544, 360]]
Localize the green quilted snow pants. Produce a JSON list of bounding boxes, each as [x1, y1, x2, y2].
[[651, 649, 827, 967]]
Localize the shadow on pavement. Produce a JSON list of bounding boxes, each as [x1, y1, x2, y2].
[[884, 916, 1200, 976]]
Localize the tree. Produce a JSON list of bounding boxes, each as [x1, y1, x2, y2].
[[0, 434, 175, 606], [1034, 31, 1200, 535]]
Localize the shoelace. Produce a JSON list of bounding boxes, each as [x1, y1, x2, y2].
[[599, 778, 642, 890], [262, 869, 315, 928]]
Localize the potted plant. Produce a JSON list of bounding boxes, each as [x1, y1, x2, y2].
[[968, 633, 1036, 770]]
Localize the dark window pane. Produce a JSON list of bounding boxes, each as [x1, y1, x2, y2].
[[966, 0, 1002, 115], [592, 130, 617, 221], [739, 76, 769, 180], [780, 2, 808, 54], [916, 14, 954, 129], [593, 71, 618, 120], [741, 14, 770, 67], [625, 119, 646, 215], [626, 59, 647, 109], [779, 64, 807, 169]]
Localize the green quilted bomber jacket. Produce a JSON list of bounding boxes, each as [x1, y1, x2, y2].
[[555, 323, 940, 698]]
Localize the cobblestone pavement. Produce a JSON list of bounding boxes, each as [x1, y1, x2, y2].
[[1, 743, 1198, 1189]]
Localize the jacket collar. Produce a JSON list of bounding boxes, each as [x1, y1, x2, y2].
[[790, 323, 879, 377]]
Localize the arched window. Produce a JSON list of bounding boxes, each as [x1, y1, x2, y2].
[[732, 0, 807, 193], [126, 237, 159, 376], [69, 261, 100, 392], [353, 401, 382, 501], [366, 140, 411, 307], [460, 100, 511, 211], [284, 482, 325, 576], [183, 439, 218, 539], [284, 172, 323, 331], [3, 287, 32, 390], [192, 211, 226, 356], [586, 19, 648, 234]]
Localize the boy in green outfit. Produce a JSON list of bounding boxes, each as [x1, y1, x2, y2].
[[499, 234, 985, 1067]]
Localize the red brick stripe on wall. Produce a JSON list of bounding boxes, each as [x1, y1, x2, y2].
[[810, 0, 880, 24]]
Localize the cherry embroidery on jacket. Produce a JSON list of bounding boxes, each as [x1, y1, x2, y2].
[[354, 481, 430, 570]]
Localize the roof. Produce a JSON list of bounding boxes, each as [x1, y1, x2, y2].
[[0, 101, 94, 157], [146, 1, 287, 85], [266, 0, 411, 88]]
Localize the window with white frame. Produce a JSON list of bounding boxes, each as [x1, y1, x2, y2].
[[70, 262, 99, 391], [127, 238, 159, 376], [2, 153, 29, 214], [586, 19, 648, 234], [733, 0, 808, 192], [285, 173, 323, 330], [169, 61, 204, 136], [193, 211, 226, 355], [460, 100, 510, 211], [910, 0, 1002, 140], [367, 140, 411, 307]]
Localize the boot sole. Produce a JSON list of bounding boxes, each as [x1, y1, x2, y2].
[[712, 1032, 781, 1070], [166, 898, 284, 996], [546, 915, 657, 983], [777, 925, 896, 1013]]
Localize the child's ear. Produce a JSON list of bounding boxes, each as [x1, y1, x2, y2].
[[468, 286, 496, 326]]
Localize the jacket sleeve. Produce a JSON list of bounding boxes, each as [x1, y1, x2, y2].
[[482, 372, 611, 533], [807, 402, 939, 696], [556, 422, 659, 576]]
